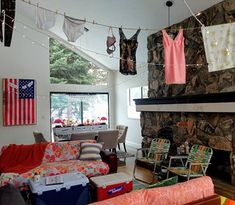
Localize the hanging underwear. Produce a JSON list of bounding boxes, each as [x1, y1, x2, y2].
[[63, 16, 85, 42], [106, 27, 116, 55], [36, 7, 57, 30], [201, 22, 235, 72], [119, 28, 141, 75], [0, 0, 16, 47]]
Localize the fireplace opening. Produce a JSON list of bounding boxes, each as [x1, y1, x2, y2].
[[207, 149, 231, 184]]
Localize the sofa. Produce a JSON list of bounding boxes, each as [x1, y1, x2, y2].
[[0, 140, 117, 191], [90, 176, 221, 205]]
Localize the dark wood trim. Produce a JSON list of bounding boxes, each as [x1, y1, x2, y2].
[[134, 92, 235, 105]]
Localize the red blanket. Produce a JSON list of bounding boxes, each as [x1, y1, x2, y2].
[[0, 143, 48, 174]]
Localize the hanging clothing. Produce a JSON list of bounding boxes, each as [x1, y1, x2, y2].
[[119, 28, 141, 75], [63, 16, 85, 42], [162, 28, 186, 84], [36, 7, 57, 30], [106, 27, 116, 55], [201, 22, 235, 72], [0, 0, 16, 47]]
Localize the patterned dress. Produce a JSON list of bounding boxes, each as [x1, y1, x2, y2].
[[119, 28, 141, 75]]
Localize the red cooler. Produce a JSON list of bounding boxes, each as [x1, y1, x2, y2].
[[90, 172, 133, 201]]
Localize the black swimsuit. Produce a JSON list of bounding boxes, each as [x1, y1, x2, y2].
[[0, 0, 16, 47], [119, 28, 141, 75]]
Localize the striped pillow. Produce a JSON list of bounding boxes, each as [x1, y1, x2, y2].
[[79, 142, 103, 161]]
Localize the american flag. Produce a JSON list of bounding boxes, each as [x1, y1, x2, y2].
[[3, 78, 36, 126]]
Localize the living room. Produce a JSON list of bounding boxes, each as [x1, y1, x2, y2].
[[0, 0, 235, 204]]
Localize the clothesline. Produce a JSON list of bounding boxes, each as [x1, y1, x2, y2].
[[0, 13, 207, 68], [19, 0, 203, 32]]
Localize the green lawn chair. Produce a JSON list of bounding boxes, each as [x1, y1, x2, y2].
[[167, 144, 213, 180], [133, 138, 171, 184]]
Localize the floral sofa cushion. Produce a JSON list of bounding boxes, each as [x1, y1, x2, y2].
[[42, 141, 80, 162], [42, 140, 96, 163]]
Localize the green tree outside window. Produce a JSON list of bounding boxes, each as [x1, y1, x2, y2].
[[49, 38, 108, 85]]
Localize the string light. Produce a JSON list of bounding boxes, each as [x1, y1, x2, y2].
[[19, 0, 203, 32], [0, 14, 207, 69]]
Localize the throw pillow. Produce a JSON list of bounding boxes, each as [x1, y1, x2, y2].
[[147, 176, 178, 189], [79, 142, 103, 161]]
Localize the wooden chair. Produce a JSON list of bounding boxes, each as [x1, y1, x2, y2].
[[133, 138, 171, 184], [116, 125, 128, 152], [167, 144, 213, 180], [70, 132, 97, 141]]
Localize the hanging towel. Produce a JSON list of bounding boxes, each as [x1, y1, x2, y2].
[[36, 7, 57, 30], [119, 28, 141, 75], [201, 22, 235, 72], [162, 29, 186, 84], [63, 16, 85, 42]]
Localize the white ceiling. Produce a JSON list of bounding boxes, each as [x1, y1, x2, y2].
[[17, 0, 223, 70]]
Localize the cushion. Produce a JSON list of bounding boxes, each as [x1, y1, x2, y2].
[[147, 176, 178, 188], [42, 140, 97, 163], [79, 143, 103, 161], [42, 141, 81, 162]]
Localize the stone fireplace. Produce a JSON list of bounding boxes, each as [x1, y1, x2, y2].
[[135, 0, 235, 185]]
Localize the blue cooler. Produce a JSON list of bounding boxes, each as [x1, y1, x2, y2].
[[29, 173, 89, 205]]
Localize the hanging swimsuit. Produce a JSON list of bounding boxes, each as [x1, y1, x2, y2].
[[36, 7, 57, 30], [119, 28, 141, 75], [63, 16, 85, 42], [162, 28, 186, 84], [0, 0, 16, 47], [106, 27, 116, 55]]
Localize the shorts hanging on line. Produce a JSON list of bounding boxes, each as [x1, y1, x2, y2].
[[36, 7, 57, 30], [63, 16, 85, 42]]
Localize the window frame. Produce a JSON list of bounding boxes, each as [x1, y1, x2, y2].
[[50, 91, 110, 133], [127, 86, 148, 119]]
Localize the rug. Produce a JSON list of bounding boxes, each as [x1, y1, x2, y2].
[[116, 151, 135, 159], [133, 179, 146, 190]]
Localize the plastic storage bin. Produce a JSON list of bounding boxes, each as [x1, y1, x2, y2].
[[29, 173, 89, 205], [90, 172, 133, 202]]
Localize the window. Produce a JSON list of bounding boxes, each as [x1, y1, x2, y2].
[[51, 93, 109, 127], [127, 86, 148, 119], [49, 38, 108, 85]]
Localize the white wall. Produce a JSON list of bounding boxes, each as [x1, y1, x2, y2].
[[0, 16, 115, 149], [0, 16, 51, 147], [114, 66, 148, 148]]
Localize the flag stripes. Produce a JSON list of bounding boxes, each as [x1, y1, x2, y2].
[[3, 78, 36, 126]]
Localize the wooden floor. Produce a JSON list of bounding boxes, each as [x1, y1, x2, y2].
[[118, 146, 235, 200]]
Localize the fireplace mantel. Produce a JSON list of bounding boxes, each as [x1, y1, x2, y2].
[[134, 92, 235, 113]]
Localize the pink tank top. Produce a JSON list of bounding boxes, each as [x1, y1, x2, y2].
[[162, 29, 186, 84]]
